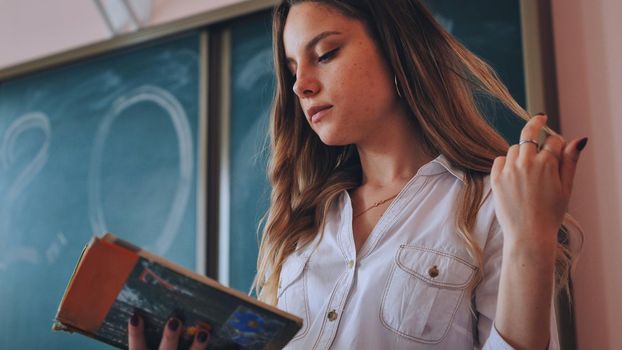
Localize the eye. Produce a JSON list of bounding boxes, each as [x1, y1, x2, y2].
[[318, 48, 339, 63], [286, 68, 296, 80]]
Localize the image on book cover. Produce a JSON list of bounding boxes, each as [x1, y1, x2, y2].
[[95, 257, 288, 349]]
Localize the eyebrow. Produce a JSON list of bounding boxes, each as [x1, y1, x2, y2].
[[286, 31, 342, 66]]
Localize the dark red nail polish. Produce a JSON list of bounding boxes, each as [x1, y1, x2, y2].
[[168, 318, 180, 331], [577, 137, 589, 151], [130, 313, 140, 327], [197, 331, 209, 343], [535, 112, 546, 116]]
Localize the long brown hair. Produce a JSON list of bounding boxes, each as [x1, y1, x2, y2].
[[254, 0, 582, 305]]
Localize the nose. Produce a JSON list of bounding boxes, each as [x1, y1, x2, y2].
[[292, 71, 320, 98]]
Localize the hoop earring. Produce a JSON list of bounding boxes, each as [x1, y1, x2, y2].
[[394, 75, 403, 98]]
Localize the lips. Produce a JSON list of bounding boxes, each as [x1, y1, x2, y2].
[[306, 105, 333, 122]]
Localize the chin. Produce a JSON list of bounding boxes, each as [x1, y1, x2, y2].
[[316, 133, 352, 147]]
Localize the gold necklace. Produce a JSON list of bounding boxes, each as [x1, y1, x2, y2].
[[353, 193, 399, 219]]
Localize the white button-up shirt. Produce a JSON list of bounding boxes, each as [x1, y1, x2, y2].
[[277, 155, 560, 349]]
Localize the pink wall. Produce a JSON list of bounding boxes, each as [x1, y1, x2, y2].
[[0, 0, 110, 69], [552, 0, 622, 348], [0, 0, 250, 69]]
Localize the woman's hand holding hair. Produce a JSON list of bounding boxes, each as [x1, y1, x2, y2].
[[128, 314, 210, 350], [491, 114, 586, 249], [490, 114, 587, 349]]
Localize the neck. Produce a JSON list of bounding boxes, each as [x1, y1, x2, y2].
[[355, 105, 437, 188]]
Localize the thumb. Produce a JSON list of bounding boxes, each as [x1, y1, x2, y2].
[[560, 137, 588, 196]]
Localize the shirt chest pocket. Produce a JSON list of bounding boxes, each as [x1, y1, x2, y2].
[[277, 254, 311, 341], [380, 245, 477, 344]]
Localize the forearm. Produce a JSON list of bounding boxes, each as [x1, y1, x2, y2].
[[494, 236, 556, 349]]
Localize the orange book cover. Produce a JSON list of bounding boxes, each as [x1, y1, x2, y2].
[[52, 233, 302, 349]]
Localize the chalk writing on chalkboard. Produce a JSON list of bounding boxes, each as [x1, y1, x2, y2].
[[89, 85, 193, 255], [235, 47, 272, 90], [0, 112, 51, 270], [434, 15, 455, 33], [0, 85, 193, 273]]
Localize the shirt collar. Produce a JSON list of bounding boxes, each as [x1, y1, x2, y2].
[[338, 154, 467, 189], [418, 154, 466, 184]]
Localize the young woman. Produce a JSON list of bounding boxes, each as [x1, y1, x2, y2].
[[128, 1, 586, 349]]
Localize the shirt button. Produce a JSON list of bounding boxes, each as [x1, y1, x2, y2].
[[347, 260, 355, 269], [428, 265, 439, 278], [327, 309, 338, 321]]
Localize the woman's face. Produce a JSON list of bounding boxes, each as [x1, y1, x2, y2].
[[283, 2, 401, 146]]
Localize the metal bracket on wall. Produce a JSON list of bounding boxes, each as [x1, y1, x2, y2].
[[93, 0, 153, 36]]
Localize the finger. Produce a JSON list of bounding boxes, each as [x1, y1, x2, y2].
[[538, 134, 565, 173], [159, 318, 183, 350], [506, 144, 520, 167], [560, 137, 588, 196], [189, 330, 210, 350], [128, 313, 148, 350], [518, 114, 548, 159], [491, 156, 506, 186]]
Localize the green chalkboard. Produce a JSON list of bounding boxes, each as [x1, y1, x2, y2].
[[226, 12, 275, 292], [424, 0, 527, 143], [0, 32, 201, 349], [223, 1, 527, 292]]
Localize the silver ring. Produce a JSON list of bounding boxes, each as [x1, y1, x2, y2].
[[519, 139, 540, 147]]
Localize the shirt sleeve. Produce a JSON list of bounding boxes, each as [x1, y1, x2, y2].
[[475, 219, 561, 350]]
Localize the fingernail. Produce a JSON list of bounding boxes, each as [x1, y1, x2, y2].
[[130, 313, 140, 327], [197, 331, 209, 343], [168, 318, 180, 331], [535, 112, 546, 116], [576, 137, 589, 151]]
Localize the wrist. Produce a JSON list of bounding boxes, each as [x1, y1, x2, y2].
[[502, 238, 557, 273], [503, 228, 558, 251]]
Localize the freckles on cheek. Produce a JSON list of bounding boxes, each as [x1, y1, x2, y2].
[[339, 64, 364, 94]]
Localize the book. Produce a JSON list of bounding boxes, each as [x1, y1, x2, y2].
[[52, 233, 302, 350]]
